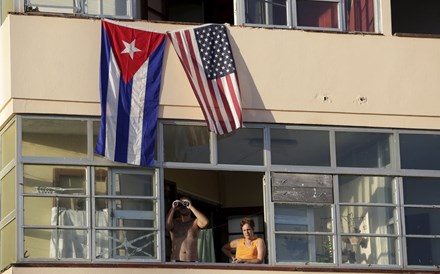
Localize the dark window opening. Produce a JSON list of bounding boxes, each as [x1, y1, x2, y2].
[[391, 0, 440, 35]]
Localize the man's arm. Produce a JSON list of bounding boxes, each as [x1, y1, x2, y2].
[[165, 202, 178, 231], [187, 202, 209, 228]]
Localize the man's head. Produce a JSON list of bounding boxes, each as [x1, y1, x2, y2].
[[177, 196, 191, 216]]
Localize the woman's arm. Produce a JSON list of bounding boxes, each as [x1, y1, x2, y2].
[[222, 239, 238, 262]]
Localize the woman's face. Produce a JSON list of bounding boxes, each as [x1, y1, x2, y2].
[[242, 223, 254, 239]]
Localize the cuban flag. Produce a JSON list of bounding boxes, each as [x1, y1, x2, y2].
[[95, 20, 166, 166]]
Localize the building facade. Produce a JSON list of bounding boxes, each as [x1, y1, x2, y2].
[[1, 1, 440, 274]]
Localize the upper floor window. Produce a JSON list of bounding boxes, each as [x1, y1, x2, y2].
[[236, 0, 379, 33], [391, 0, 440, 36], [24, 0, 133, 19]]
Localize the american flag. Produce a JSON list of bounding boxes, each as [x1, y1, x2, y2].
[[167, 24, 242, 135]]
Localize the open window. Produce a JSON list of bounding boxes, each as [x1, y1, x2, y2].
[[391, 0, 440, 35]]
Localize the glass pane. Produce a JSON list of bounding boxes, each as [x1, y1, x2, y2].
[[339, 175, 395, 204], [297, 0, 339, 28], [22, 118, 87, 158], [95, 230, 157, 259], [1, 220, 16, 270], [406, 238, 440, 266], [1, 121, 15, 168], [24, 228, 88, 259], [23, 165, 86, 194], [336, 132, 391, 168], [245, 0, 287, 25], [400, 133, 440, 170], [345, 0, 375, 32], [218, 127, 264, 165], [115, 173, 154, 196], [1, 168, 16, 218], [275, 234, 333, 263], [340, 206, 397, 235], [405, 208, 440, 235], [24, 197, 88, 226], [341, 236, 397, 265], [403, 177, 440, 205], [95, 199, 156, 228], [95, 167, 109, 195], [274, 204, 332, 232], [271, 129, 330, 166], [163, 125, 210, 163]]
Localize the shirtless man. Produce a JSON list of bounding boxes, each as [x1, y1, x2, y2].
[[166, 197, 209, 262]]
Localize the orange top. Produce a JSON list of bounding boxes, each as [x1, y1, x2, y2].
[[236, 238, 258, 259]]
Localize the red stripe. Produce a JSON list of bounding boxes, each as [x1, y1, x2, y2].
[[207, 80, 227, 134], [226, 74, 242, 126], [216, 77, 237, 132], [169, 31, 216, 133], [182, 30, 221, 134]]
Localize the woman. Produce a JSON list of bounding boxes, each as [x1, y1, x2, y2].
[[221, 217, 266, 264]]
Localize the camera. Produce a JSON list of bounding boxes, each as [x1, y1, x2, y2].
[[173, 200, 190, 207]]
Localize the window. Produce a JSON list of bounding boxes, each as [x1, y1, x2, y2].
[[14, 115, 440, 270], [24, 0, 133, 19], [237, 0, 379, 33], [391, 0, 440, 36]]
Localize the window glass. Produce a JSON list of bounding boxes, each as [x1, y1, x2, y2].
[[400, 133, 440, 170], [297, 0, 339, 28], [339, 206, 397, 234], [95, 229, 157, 259], [218, 127, 264, 165], [341, 236, 397, 265], [345, 0, 375, 32], [339, 175, 395, 204], [275, 234, 333, 263], [1, 220, 16, 269], [406, 238, 440, 266], [403, 177, 440, 205], [275, 204, 332, 232], [405, 208, 440, 235], [245, 0, 287, 25], [114, 172, 155, 197], [22, 118, 87, 158], [1, 168, 16, 218], [163, 125, 210, 163], [336, 132, 391, 168], [24, 228, 88, 259], [271, 129, 330, 166], [1, 121, 15, 169]]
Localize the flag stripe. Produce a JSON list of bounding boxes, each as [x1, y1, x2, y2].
[[167, 24, 242, 135]]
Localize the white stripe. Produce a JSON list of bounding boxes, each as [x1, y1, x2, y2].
[[221, 74, 241, 128], [105, 50, 120, 162], [170, 31, 219, 133], [127, 59, 149, 165], [186, 31, 224, 134], [210, 79, 232, 133]]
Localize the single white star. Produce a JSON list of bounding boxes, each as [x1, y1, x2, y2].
[[121, 39, 141, 60]]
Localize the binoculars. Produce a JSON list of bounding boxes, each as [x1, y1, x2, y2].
[[173, 200, 190, 207]]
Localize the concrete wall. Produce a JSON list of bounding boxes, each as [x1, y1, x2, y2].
[[1, 12, 440, 131]]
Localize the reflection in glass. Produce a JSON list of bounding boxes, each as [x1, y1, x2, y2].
[[400, 134, 440, 170], [405, 208, 440, 235], [339, 206, 397, 235], [336, 132, 391, 168], [24, 197, 88, 226], [1, 168, 16, 218], [95, 199, 156, 228], [341, 236, 397, 265], [245, 0, 287, 25], [274, 204, 332, 232], [22, 118, 87, 158], [406, 238, 440, 266], [24, 228, 88, 259], [297, 0, 339, 28], [115, 173, 154, 196], [338, 175, 395, 204], [271, 129, 330, 166], [403, 177, 440, 205], [275, 234, 333, 263], [23, 165, 86, 194], [95, 230, 157, 259], [163, 125, 210, 163], [218, 127, 264, 165]]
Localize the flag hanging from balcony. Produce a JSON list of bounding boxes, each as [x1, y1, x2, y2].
[[167, 24, 243, 135], [95, 20, 166, 166]]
